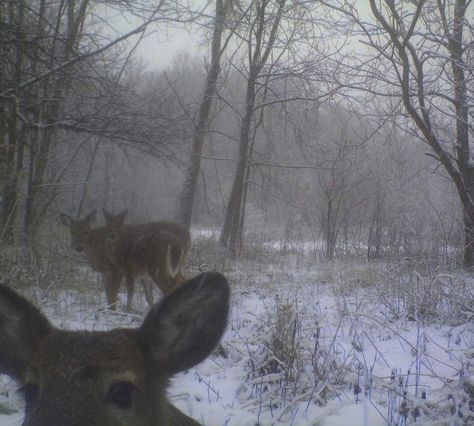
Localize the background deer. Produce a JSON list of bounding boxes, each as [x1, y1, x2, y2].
[[60, 210, 152, 310], [102, 209, 191, 299], [103, 209, 191, 266], [0, 272, 230, 426], [104, 226, 185, 299]]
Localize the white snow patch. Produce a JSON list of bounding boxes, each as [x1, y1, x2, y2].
[[0, 268, 472, 425]]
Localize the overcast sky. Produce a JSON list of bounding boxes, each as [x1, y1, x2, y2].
[[96, 4, 205, 71], [96, 1, 458, 72], [133, 24, 204, 70]]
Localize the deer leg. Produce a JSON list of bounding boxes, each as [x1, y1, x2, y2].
[[102, 274, 115, 310], [149, 267, 174, 296], [103, 269, 122, 311], [140, 278, 154, 307], [175, 270, 186, 287], [124, 272, 136, 312]]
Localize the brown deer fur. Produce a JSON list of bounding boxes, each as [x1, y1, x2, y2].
[[60, 210, 191, 310], [0, 272, 230, 426], [60, 210, 128, 310], [102, 209, 191, 302]]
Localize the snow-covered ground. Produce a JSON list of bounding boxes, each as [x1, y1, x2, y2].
[[0, 261, 472, 425]]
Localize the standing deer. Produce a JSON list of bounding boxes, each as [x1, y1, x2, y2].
[[104, 227, 185, 300], [0, 272, 230, 426], [103, 209, 191, 253], [102, 209, 191, 302], [60, 209, 132, 310]]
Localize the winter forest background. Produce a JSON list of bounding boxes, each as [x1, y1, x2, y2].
[[0, 0, 473, 425]]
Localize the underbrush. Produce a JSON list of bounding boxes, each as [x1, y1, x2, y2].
[[227, 258, 473, 425], [378, 264, 474, 325], [0, 240, 80, 291], [186, 229, 230, 274], [0, 233, 473, 425]]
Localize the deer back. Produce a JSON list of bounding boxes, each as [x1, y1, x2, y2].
[[102, 209, 191, 257], [0, 272, 230, 426], [105, 228, 184, 281]]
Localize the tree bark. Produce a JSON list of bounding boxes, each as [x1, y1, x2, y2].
[[219, 82, 256, 256], [363, 0, 472, 268], [177, 0, 228, 229], [463, 208, 474, 268], [450, 0, 473, 268], [219, 0, 287, 257], [0, 1, 26, 243], [23, 0, 90, 239]]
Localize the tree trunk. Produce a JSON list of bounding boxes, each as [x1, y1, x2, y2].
[[463, 209, 474, 269], [0, 99, 23, 243], [219, 0, 287, 257], [462, 167, 474, 269], [177, 0, 228, 228], [365, 0, 472, 268], [368, 191, 382, 261], [77, 141, 99, 218], [22, 0, 90, 240], [325, 197, 333, 260], [219, 83, 255, 257], [450, 0, 472, 269], [0, 1, 26, 243], [23, 128, 53, 238]]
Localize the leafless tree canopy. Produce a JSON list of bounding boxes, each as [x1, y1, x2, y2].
[[0, 0, 472, 267]]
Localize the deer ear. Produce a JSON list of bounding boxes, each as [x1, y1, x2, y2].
[[60, 213, 72, 227], [0, 285, 52, 380], [139, 272, 230, 375]]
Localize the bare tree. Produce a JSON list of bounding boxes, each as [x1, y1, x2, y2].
[[334, 1, 473, 267], [0, 0, 179, 242], [219, 0, 288, 257], [177, 0, 232, 229]]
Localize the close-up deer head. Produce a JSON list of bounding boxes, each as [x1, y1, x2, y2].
[[0, 272, 230, 425]]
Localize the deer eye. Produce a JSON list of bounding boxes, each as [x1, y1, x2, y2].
[[20, 383, 39, 407], [107, 382, 136, 409]]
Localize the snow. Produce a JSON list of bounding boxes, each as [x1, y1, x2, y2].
[[0, 263, 472, 425]]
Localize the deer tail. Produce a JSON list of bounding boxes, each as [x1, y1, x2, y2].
[[166, 241, 183, 280]]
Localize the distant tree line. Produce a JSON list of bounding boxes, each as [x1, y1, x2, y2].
[[0, 0, 471, 268]]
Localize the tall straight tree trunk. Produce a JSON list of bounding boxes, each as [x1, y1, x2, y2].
[[367, 188, 382, 261], [219, 0, 287, 257], [325, 197, 333, 260], [0, 100, 21, 243], [22, 0, 90, 239], [450, 0, 473, 268], [0, 5, 8, 240], [177, 0, 228, 229], [463, 207, 474, 268], [24, 127, 52, 238], [219, 82, 256, 257], [0, 0, 25, 243]]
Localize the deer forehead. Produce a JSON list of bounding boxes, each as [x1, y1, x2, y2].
[[28, 330, 146, 381]]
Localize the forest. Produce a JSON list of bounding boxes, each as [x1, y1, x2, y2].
[[0, 1, 473, 425]]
